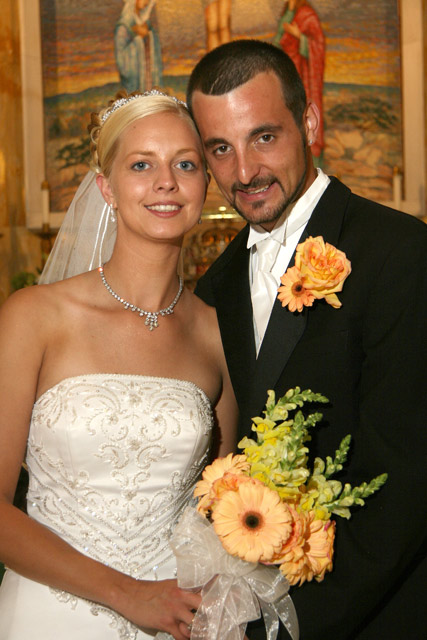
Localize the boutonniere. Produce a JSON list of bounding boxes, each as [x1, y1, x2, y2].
[[278, 236, 351, 312]]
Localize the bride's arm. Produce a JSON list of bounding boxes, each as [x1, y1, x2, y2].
[[215, 364, 239, 457], [211, 318, 239, 458], [0, 287, 200, 640]]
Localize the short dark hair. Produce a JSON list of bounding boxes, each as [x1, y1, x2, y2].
[[186, 39, 307, 127]]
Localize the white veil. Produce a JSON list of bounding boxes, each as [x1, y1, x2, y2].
[[38, 171, 117, 285]]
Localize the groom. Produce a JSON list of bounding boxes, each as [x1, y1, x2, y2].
[[187, 40, 427, 639]]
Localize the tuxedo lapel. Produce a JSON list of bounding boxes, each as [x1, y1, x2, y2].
[[245, 178, 351, 426], [250, 299, 307, 422], [303, 177, 350, 246], [210, 228, 257, 413]]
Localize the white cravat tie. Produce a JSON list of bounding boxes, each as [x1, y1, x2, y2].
[[252, 238, 280, 347]]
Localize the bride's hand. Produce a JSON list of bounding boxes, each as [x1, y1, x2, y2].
[[116, 578, 201, 640]]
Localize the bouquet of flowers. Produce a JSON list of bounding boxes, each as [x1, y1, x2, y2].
[[166, 388, 387, 640]]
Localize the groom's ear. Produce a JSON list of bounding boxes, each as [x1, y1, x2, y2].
[[304, 102, 320, 143], [96, 173, 116, 209]]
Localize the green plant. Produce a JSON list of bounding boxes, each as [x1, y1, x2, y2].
[[10, 271, 38, 291]]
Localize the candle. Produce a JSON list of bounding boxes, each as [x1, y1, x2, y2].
[[392, 168, 402, 210], [41, 180, 50, 227]]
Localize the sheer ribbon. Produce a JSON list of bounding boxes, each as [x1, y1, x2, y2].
[[157, 507, 299, 640]]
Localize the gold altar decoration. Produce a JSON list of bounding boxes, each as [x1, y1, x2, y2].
[[182, 209, 244, 290]]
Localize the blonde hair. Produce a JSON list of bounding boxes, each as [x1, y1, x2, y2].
[[89, 91, 201, 177]]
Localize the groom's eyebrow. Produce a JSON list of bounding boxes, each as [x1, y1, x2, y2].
[[203, 137, 229, 149], [203, 124, 284, 149], [249, 124, 283, 137]]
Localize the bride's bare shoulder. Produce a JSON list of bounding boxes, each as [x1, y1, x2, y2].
[[0, 271, 97, 328], [187, 289, 222, 343], [188, 288, 217, 319], [37, 270, 98, 298]]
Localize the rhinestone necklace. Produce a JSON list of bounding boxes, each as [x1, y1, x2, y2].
[[98, 265, 184, 331]]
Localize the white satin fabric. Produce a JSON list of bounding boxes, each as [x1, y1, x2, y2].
[[0, 374, 212, 640], [251, 237, 282, 349]]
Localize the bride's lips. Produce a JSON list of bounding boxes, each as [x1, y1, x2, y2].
[[145, 202, 183, 217]]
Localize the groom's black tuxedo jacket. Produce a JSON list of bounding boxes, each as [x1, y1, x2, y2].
[[195, 178, 427, 639]]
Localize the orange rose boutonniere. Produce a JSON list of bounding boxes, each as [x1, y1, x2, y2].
[[278, 236, 351, 312]]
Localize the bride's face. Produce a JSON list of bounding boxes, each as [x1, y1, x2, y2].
[[98, 111, 208, 245]]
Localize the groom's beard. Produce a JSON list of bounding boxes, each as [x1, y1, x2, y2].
[[226, 140, 309, 227]]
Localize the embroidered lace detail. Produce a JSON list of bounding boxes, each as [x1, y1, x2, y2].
[[49, 588, 140, 639], [27, 375, 212, 639]]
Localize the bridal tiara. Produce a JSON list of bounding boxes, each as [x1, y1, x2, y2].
[[101, 90, 188, 124]]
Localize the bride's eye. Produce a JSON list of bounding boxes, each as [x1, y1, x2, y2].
[[132, 161, 150, 171], [176, 160, 196, 171]]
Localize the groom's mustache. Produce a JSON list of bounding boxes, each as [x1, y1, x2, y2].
[[231, 176, 278, 195]]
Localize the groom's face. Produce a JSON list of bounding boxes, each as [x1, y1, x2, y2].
[[191, 71, 316, 231]]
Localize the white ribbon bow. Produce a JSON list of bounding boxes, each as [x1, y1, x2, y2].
[[158, 507, 299, 640]]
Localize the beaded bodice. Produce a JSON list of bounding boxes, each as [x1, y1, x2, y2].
[[26, 374, 213, 579]]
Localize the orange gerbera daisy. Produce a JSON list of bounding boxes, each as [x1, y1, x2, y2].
[[199, 472, 253, 515], [212, 480, 292, 563], [212, 471, 253, 500], [278, 511, 335, 585], [278, 266, 315, 312], [194, 453, 250, 515], [305, 518, 335, 582], [270, 505, 306, 564]]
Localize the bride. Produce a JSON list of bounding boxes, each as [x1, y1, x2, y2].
[[0, 91, 238, 639]]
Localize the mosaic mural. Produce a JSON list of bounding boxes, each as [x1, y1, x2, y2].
[[39, 0, 402, 213]]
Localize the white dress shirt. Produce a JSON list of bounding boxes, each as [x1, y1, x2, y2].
[[248, 168, 330, 353]]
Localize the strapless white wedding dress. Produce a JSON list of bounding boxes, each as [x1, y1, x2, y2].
[[0, 374, 213, 640]]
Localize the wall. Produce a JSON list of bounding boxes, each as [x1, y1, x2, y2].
[[0, 0, 42, 303]]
